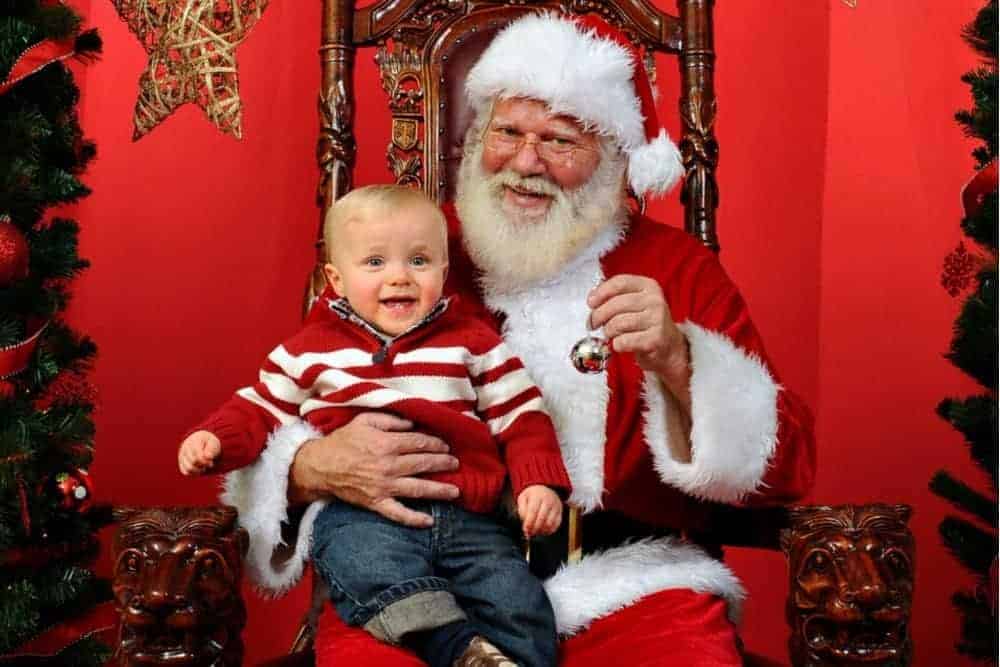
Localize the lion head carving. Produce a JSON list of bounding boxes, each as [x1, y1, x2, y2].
[[112, 506, 248, 666], [781, 504, 914, 667]]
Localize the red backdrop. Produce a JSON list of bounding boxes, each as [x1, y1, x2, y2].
[[64, 0, 990, 664]]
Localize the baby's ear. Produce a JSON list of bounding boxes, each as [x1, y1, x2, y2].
[[441, 262, 449, 284], [324, 263, 343, 296]]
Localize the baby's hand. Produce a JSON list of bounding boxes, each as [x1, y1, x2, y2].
[[517, 485, 563, 537], [178, 431, 222, 476]]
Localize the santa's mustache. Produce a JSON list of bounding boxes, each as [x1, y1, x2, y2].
[[489, 170, 563, 198]]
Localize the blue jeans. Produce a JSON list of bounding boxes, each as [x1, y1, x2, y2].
[[311, 500, 557, 667]]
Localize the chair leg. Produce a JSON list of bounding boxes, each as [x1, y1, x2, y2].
[[289, 575, 330, 655]]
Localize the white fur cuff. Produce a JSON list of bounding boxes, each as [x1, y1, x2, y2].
[[544, 537, 745, 637], [220, 421, 327, 595], [643, 322, 780, 503]]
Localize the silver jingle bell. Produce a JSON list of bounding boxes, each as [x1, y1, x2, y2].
[[570, 335, 611, 374]]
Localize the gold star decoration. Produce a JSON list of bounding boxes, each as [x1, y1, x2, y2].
[[111, 0, 269, 140]]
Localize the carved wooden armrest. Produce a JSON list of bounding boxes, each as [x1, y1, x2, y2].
[[110, 506, 248, 666], [780, 504, 915, 667]]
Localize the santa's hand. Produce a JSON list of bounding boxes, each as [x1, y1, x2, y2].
[[517, 485, 563, 537], [178, 431, 222, 476], [288, 412, 460, 528], [588, 274, 691, 408]]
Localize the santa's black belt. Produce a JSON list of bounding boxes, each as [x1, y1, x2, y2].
[[527, 508, 682, 580]]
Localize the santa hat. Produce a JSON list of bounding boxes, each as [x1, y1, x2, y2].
[[465, 12, 685, 198]]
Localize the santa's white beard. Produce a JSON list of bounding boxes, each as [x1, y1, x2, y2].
[[455, 138, 629, 293]]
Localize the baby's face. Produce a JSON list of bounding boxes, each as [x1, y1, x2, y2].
[[325, 204, 448, 336]]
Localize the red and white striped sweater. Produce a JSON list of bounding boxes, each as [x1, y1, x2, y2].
[[198, 297, 571, 513]]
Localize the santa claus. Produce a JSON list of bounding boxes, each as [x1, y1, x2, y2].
[[223, 12, 816, 666]]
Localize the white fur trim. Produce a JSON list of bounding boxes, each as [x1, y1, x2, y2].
[[482, 224, 623, 512], [627, 129, 685, 196], [643, 322, 780, 503], [544, 537, 745, 636], [466, 13, 645, 151], [220, 421, 327, 594]]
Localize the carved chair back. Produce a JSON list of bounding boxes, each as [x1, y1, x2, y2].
[[309, 0, 720, 298]]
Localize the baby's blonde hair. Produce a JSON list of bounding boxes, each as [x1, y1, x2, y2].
[[323, 184, 447, 262]]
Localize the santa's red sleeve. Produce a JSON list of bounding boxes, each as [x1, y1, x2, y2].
[[639, 233, 817, 505]]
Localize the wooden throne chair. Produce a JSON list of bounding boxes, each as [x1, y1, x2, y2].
[[110, 1, 917, 665]]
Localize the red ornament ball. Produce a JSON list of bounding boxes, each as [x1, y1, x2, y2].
[[52, 469, 94, 513], [0, 221, 29, 287], [0, 379, 14, 400]]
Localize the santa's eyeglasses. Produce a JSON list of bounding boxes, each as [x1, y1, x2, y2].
[[483, 125, 597, 164]]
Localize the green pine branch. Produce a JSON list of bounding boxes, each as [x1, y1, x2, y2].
[[0, 519, 16, 551], [939, 515, 999, 575], [34, 565, 93, 608], [43, 321, 97, 370], [946, 268, 998, 391], [0, 579, 40, 653], [963, 192, 998, 252], [962, 0, 998, 63], [27, 219, 89, 283], [0, 562, 107, 656], [33, 3, 82, 42], [953, 591, 1000, 660], [0, 16, 40, 77], [957, 0, 998, 168], [937, 395, 999, 490], [930, 470, 997, 525], [956, 67, 998, 164], [0, 109, 50, 163]]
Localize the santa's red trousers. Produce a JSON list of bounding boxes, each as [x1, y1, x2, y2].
[[314, 589, 742, 666]]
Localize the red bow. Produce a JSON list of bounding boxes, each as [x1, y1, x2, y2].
[[0, 0, 80, 96]]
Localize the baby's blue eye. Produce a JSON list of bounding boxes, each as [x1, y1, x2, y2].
[[365, 257, 384, 267], [410, 256, 428, 267]]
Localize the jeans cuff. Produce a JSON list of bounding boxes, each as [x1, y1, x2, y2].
[[363, 590, 468, 644]]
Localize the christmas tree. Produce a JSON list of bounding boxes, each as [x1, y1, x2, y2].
[[0, 2, 110, 663], [930, 0, 999, 661]]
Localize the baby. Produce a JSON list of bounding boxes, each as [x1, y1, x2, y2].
[[179, 184, 571, 667]]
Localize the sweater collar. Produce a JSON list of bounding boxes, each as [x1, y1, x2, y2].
[[327, 296, 452, 362]]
